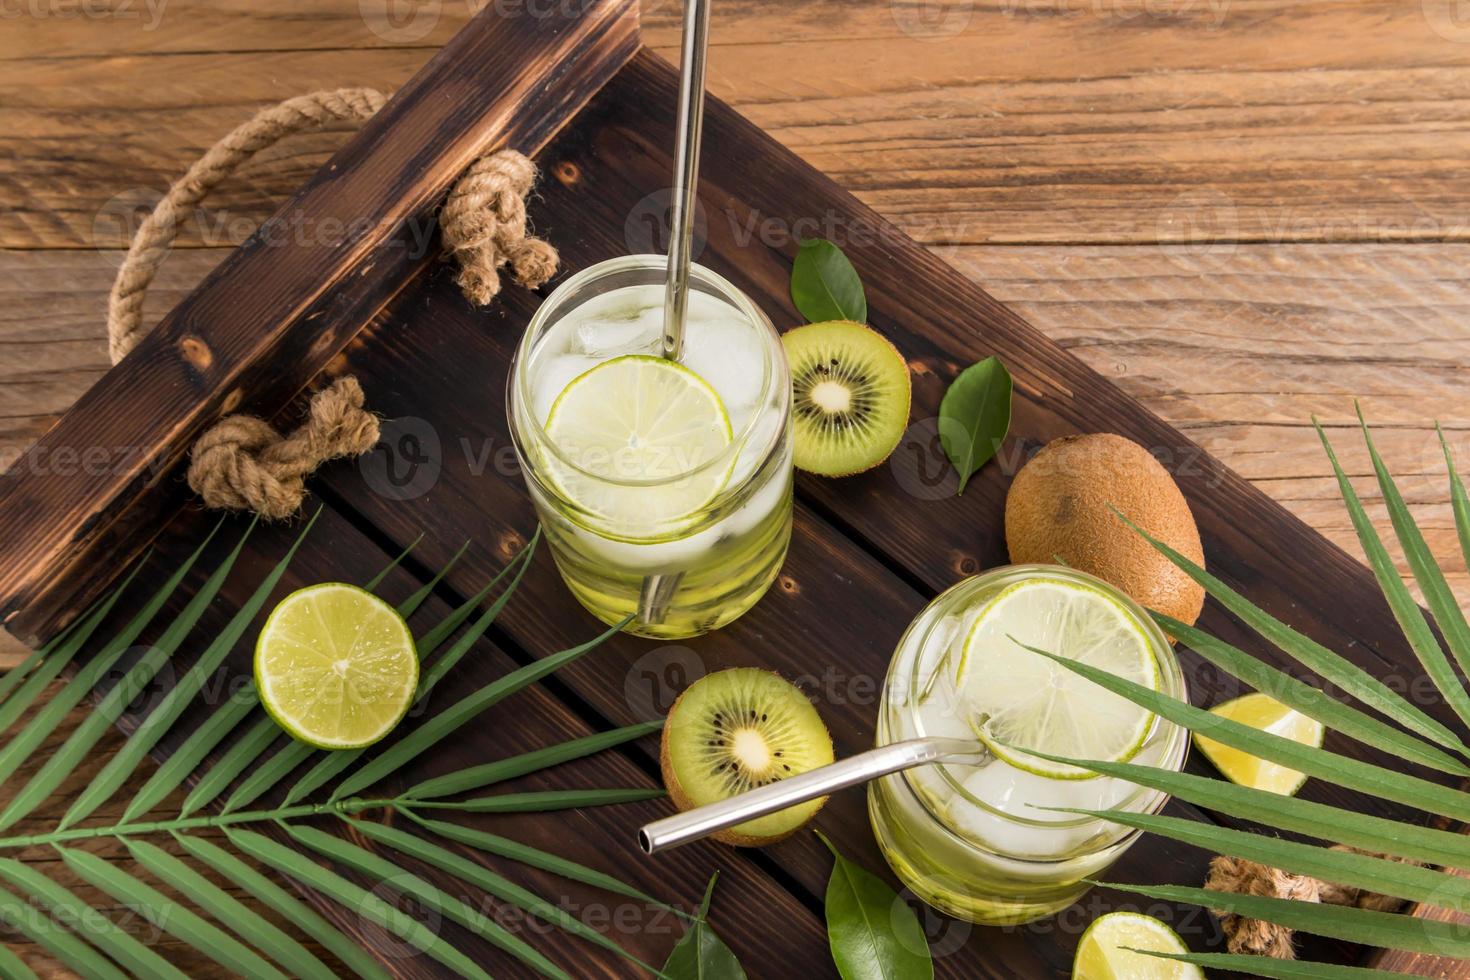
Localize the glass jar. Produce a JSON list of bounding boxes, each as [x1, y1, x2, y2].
[[868, 565, 1188, 925], [508, 255, 793, 639]]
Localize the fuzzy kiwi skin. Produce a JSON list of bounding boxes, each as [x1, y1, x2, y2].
[[1005, 433, 1206, 629], [785, 321, 912, 478], [658, 674, 831, 848]]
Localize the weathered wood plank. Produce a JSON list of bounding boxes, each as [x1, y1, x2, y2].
[[5, 2, 1470, 250]]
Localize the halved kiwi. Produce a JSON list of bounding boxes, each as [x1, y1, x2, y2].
[[660, 668, 834, 846], [782, 320, 911, 477]]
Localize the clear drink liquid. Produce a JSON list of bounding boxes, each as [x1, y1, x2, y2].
[[869, 567, 1187, 925], [510, 258, 793, 639]]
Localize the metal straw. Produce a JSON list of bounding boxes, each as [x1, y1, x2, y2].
[[639, 736, 989, 855], [638, 0, 711, 625], [660, 0, 711, 362]]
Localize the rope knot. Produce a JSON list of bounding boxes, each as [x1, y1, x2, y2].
[[187, 379, 380, 521], [441, 152, 559, 306]]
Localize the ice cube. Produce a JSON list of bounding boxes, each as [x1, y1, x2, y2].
[[532, 354, 602, 424], [570, 304, 663, 357], [679, 303, 765, 419]]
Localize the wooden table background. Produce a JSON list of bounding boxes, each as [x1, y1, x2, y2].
[[2, 0, 1468, 975]]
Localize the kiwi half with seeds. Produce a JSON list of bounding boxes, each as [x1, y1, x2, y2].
[[782, 320, 911, 477], [660, 668, 834, 846]]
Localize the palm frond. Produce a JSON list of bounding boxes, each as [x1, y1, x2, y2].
[[1142, 951, 1403, 978], [1442, 423, 1470, 572], [0, 522, 672, 977]]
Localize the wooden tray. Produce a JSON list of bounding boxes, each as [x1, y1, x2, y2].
[[0, 2, 1457, 975]]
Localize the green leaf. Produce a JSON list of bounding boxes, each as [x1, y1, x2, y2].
[[0, 886, 127, 980], [1314, 422, 1470, 733], [1156, 612, 1470, 777], [1029, 753, 1470, 872], [0, 938, 38, 980], [125, 836, 336, 980], [1117, 510, 1470, 757], [1141, 951, 1402, 978], [56, 844, 290, 980], [286, 534, 539, 806], [172, 832, 391, 980], [330, 616, 626, 802], [791, 238, 866, 323], [181, 714, 281, 816], [121, 688, 257, 824], [938, 356, 1012, 495], [284, 823, 566, 980], [1442, 423, 1470, 573], [63, 515, 315, 829], [349, 816, 663, 973], [394, 538, 468, 619], [0, 560, 144, 734], [1011, 639, 1470, 822], [1358, 408, 1470, 697], [402, 810, 672, 909], [1103, 879, 1470, 957], [364, 532, 424, 592], [662, 873, 747, 980], [817, 830, 933, 980], [0, 524, 220, 797], [404, 720, 663, 799], [224, 827, 493, 980], [1067, 806, 1470, 912], [0, 857, 188, 980], [406, 787, 665, 814]]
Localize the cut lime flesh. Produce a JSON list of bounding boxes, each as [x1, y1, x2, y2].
[[1194, 692, 1322, 796], [956, 577, 1160, 779], [255, 584, 418, 750], [1073, 912, 1203, 980], [542, 354, 734, 525]]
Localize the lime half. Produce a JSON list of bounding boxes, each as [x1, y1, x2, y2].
[[1073, 912, 1203, 980], [256, 584, 418, 750], [543, 354, 733, 524], [1195, 692, 1322, 796], [956, 577, 1160, 779]]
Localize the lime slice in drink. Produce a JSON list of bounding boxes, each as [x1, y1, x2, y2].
[[1194, 692, 1322, 796], [955, 577, 1160, 779], [543, 354, 734, 525], [1073, 912, 1203, 980], [255, 584, 418, 750]]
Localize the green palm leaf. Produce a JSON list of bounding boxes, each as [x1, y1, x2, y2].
[[56, 844, 291, 979], [171, 832, 392, 980], [404, 719, 663, 799], [282, 532, 539, 807], [0, 936, 38, 980], [1357, 408, 1470, 687], [125, 836, 337, 979], [0, 856, 189, 980], [1117, 511, 1470, 757], [180, 713, 279, 817], [1315, 421, 1470, 732], [120, 689, 257, 824], [1029, 752, 1470, 871], [363, 533, 425, 591], [224, 827, 493, 980], [1142, 951, 1402, 978], [1104, 880, 1470, 957], [0, 886, 127, 980], [406, 787, 665, 813], [329, 615, 627, 803], [284, 823, 568, 979], [1442, 423, 1470, 571]]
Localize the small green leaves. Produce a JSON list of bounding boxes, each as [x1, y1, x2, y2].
[[791, 238, 867, 324], [938, 355, 1013, 495], [817, 831, 933, 980], [663, 873, 747, 980]]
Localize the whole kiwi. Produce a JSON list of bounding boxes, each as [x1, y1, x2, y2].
[[1005, 433, 1205, 628]]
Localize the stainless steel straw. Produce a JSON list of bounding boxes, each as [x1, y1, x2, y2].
[[660, 0, 710, 362], [639, 736, 989, 854], [638, 0, 711, 624]]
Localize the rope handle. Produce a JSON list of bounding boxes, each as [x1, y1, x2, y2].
[[106, 88, 560, 519]]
